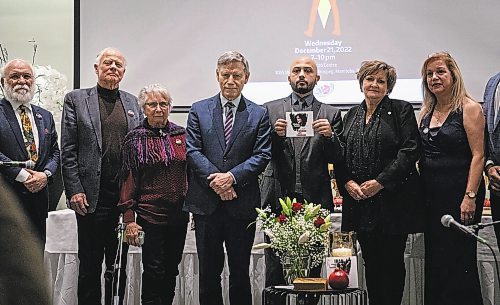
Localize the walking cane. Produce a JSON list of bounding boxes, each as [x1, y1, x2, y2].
[[112, 214, 126, 305]]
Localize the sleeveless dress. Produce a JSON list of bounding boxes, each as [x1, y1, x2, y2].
[[419, 109, 484, 305]]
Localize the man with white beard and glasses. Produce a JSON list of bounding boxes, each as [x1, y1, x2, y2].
[[0, 59, 60, 251]]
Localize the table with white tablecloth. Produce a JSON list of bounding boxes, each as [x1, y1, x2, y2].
[[45, 210, 500, 305]]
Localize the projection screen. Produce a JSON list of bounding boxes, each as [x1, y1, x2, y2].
[[79, 0, 500, 108]]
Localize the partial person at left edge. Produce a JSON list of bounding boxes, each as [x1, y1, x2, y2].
[[0, 58, 60, 252]]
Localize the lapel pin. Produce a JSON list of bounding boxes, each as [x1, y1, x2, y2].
[[423, 127, 429, 134], [35, 113, 42, 119], [388, 111, 392, 115], [175, 139, 182, 145], [127, 110, 135, 117]]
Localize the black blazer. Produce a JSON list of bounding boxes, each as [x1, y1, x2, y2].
[[260, 95, 343, 211], [337, 96, 424, 234]]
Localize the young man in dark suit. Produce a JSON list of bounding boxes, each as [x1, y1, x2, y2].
[[185, 51, 271, 305], [260, 56, 343, 286]]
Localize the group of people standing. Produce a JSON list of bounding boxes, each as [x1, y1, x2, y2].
[[0, 46, 498, 305]]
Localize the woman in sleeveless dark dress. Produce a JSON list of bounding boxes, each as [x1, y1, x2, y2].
[[419, 52, 485, 305]]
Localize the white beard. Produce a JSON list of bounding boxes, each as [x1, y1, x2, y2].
[[3, 83, 36, 104]]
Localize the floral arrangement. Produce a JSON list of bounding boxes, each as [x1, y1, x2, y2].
[[0, 42, 67, 116], [253, 197, 332, 269]]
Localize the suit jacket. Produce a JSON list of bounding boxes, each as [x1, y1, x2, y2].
[[260, 95, 343, 211], [0, 98, 59, 209], [61, 86, 142, 213], [184, 94, 272, 220], [484, 72, 500, 165], [337, 96, 423, 234]]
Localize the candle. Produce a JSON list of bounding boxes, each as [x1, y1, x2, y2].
[[331, 247, 352, 257]]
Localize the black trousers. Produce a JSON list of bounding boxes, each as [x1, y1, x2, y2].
[[137, 218, 187, 305], [194, 206, 256, 305], [357, 231, 408, 305], [76, 204, 128, 305], [491, 192, 500, 251]]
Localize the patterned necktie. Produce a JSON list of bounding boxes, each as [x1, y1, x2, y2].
[[224, 102, 235, 144], [19, 105, 38, 162]]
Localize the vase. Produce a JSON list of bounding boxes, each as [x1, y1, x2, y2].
[[281, 255, 312, 285]]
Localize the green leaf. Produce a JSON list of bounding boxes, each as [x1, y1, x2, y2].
[[255, 208, 267, 219], [279, 198, 290, 216], [319, 222, 331, 232]]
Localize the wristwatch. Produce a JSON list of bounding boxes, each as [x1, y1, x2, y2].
[[465, 191, 476, 199], [43, 170, 52, 178]]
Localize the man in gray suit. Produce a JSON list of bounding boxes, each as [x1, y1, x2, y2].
[[61, 47, 142, 305], [260, 56, 343, 286], [484, 71, 500, 251]]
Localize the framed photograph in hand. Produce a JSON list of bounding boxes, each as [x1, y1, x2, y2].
[[286, 111, 313, 137]]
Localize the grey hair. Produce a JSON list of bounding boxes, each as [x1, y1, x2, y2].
[[216, 51, 250, 77], [95, 47, 127, 67], [0, 58, 36, 79], [138, 83, 172, 108]]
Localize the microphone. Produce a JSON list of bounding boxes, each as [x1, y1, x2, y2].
[[0, 160, 35, 169], [441, 214, 487, 244]]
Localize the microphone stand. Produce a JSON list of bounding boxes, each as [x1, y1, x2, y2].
[[468, 219, 500, 287], [112, 214, 126, 305], [469, 220, 500, 231]]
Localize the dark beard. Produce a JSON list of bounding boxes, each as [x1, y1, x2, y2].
[[290, 82, 315, 95]]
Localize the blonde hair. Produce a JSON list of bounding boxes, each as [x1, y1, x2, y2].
[[419, 52, 473, 120]]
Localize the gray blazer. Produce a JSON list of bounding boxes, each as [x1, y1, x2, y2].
[[484, 72, 500, 165], [61, 86, 142, 213]]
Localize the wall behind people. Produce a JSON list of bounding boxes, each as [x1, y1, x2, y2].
[[0, 1, 73, 89]]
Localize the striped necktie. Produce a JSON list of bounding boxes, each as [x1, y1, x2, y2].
[[19, 105, 38, 162], [224, 102, 235, 144]]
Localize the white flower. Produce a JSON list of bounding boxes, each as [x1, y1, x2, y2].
[[254, 197, 330, 268], [252, 243, 271, 250], [264, 229, 275, 240], [298, 231, 310, 244]]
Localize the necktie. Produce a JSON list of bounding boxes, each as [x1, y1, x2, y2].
[[300, 98, 307, 110], [224, 102, 235, 144], [19, 105, 38, 162]]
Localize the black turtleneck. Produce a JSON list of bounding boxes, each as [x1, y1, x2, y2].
[[97, 83, 119, 101], [97, 84, 127, 206]]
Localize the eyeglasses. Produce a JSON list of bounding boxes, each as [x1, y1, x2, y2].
[[145, 101, 170, 109]]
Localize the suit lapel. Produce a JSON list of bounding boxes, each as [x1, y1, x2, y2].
[[282, 96, 294, 152], [210, 95, 225, 151], [225, 96, 250, 153], [85, 87, 102, 151], [32, 106, 46, 158], [1, 99, 27, 157], [120, 91, 138, 130], [492, 77, 500, 132]]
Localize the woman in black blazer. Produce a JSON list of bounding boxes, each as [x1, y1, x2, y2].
[[336, 60, 423, 305]]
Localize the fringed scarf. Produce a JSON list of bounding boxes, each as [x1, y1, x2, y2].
[[121, 119, 185, 177]]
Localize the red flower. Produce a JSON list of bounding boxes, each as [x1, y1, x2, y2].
[[314, 216, 325, 228], [292, 202, 303, 212], [277, 214, 288, 224]]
